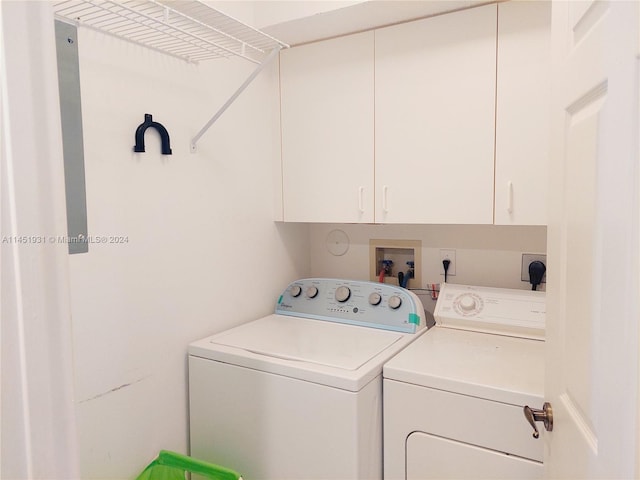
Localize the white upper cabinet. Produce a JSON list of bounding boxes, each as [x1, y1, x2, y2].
[[278, 1, 550, 225], [280, 31, 374, 223], [494, 1, 551, 225], [374, 4, 497, 224]]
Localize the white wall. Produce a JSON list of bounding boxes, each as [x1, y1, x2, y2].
[[55, 5, 548, 479], [210, 1, 364, 29], [68, 28, 309, 479], [252, 1, 364, 28], [310, 223, 547, 313]]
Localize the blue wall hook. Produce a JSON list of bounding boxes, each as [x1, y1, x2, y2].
[[134, 113, 172, 155]]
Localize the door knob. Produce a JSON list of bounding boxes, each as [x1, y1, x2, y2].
[[523, 402, 553, 439]]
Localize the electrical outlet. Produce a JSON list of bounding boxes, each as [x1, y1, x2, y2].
[[440, 249, 456, 276], [521, 253, 547, 283]]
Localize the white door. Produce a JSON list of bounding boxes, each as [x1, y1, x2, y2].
[[545, 1, 639, 478]]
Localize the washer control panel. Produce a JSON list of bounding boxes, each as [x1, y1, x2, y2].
[[434, 283, 546, 340], [276, 278, 426, 333]]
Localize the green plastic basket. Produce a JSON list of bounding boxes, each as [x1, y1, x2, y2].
[[135, 450, 242, 480]]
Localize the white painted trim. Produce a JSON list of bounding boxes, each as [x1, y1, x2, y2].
[[0, 2, 80, 478]]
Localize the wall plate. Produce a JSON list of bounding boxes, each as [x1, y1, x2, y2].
[[439, 249, 456, 276], [521, 253, 547, 283], [326, 229, 350, 256]]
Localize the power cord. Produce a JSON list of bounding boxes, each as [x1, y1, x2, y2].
[[443, 259, 451, 283], [528, 261, 546, 291]]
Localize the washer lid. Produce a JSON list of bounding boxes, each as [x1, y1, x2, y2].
[[209, 314, 403, 370], [189, 314, 424, 392]]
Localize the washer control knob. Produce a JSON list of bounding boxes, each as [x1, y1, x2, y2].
[[459, 295, 476, 311], [335, 286, 351, 303], [368, 292, 382, 306], [290, 285, 302, 297], [388, 295, 402, 309], [306, 286, 319, 299]]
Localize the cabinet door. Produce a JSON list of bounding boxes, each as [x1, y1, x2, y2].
[[280, 32, 374, 223], [374, 4, 497, 224], [494, 1, 551, 225]]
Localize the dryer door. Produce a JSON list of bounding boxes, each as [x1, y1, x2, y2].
[[406, 432, 542, 480]]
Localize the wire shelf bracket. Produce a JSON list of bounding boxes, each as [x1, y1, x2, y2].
[[190, 46, 281, 152]]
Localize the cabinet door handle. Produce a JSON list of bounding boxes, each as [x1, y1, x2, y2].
[[507, 180, 514, 214], [382, 185, 389, 213], [358, 186, 365, 213]]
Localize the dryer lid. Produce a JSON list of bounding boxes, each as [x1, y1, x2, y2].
[[209, 314, 403, 370], [384, 327, 545, 406]]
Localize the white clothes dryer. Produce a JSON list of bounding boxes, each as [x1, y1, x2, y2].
[[189, 278, 427, 480], [383, 283, 546, 480]]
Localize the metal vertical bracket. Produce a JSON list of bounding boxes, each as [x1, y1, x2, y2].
[[190, 47, 282, 152], [55, 20, 89, 254]]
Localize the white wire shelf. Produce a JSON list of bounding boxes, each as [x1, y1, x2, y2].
[[53, 0, 289, 64]]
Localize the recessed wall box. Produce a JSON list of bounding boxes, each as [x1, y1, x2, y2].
[[370, 239, 422, 288]]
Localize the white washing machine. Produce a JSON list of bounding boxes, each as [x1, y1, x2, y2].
[[189, 278, 428, 480], [383, 283, 546, 480]]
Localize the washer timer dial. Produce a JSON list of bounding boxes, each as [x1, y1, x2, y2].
[[335, 286, 351, 302]]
